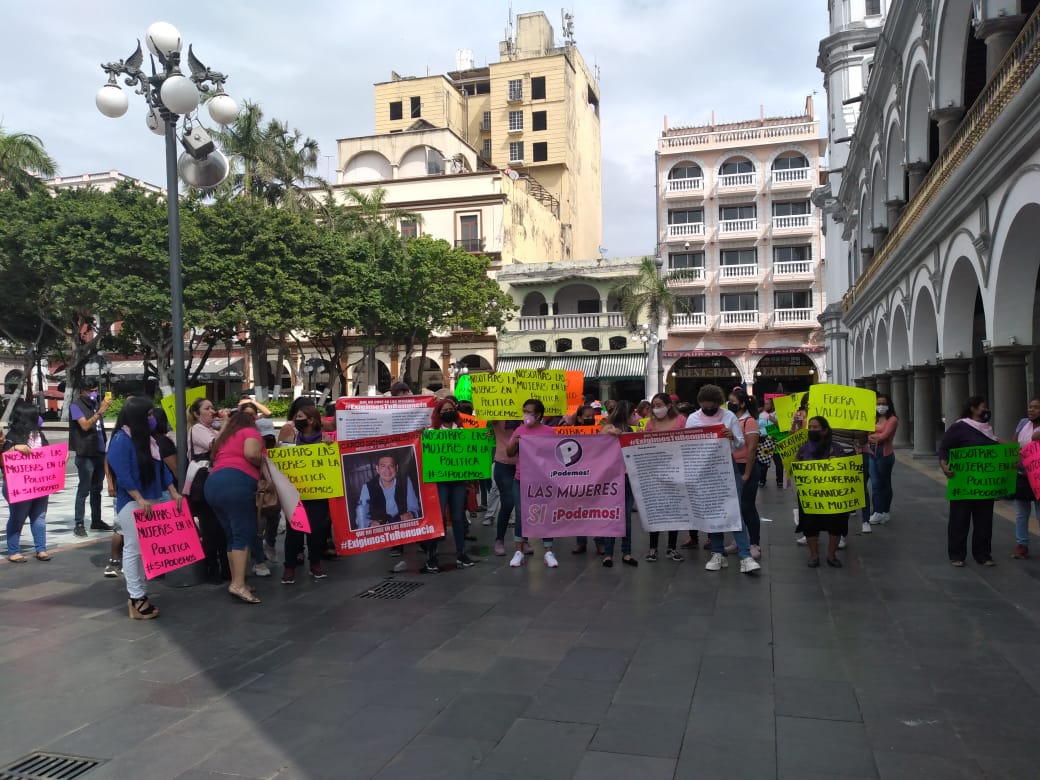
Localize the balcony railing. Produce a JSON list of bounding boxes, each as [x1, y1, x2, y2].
[[774, 308, 816, 325], [516, 313, 626, 331], [719, 218, 758, 234], [666, 266, 706, 284], [671, 312, 710, 329], [666, 222, 705, 239], [771, 167, 811, 185], [455, 238, 485, 252], [719, 310, 761, 328], [718, 172, 757, 188], [666, 177, 704, 194], [659, 121, 818, 150], [774, 260, 814, 276], [719, 263, 759, 279], [772, 214, 811, 230]]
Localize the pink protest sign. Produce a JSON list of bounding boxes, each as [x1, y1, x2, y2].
[[133, 499, 205, 579], [1022, 441, 1040, 500], [518, 434, 626, 538], [2, 443, 68, 502], [289, 502, 312, 533]]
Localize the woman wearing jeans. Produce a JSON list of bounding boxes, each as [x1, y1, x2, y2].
[[490, 420, 519, 556], [866, 393, 898, 527], [3, 401, 52, 563], [506, 399, 559, 568], [425, 398, 476, 572], [729, 389, 762, 560], [106, 397, 181, 619], [594, 401, 638, 567]]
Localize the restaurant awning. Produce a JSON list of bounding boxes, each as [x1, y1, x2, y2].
[[493, 353, 647, 380], [598, 353, 647, 379]]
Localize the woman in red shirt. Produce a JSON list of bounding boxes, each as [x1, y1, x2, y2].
[[204, 404, 266, 603]]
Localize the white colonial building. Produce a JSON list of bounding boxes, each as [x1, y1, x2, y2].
[[819, 0, 1040, 451]]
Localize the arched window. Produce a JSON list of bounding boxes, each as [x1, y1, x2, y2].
[[669, 163, 702, 180], [555, 338, 573, 353], [719, 157, 753, 176], [529, 339, 547, 353]]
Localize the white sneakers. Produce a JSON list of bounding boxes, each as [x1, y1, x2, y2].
[[862, 521, 872, 534], [510, 550, 559, 568], [509, 551, 525, 567], [796, 535, 807, 546], [705, 553, 729, 571], [868, 512, 891, 525], [252, 563, 271, 577], [838, 537, 848, 549], [706, 552, 760, 575], [544, 550, 559, 568], [739, 558, 762, 575]]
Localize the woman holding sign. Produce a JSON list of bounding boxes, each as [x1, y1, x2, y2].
[[644, 393, 687, 562], [596, 402, 638, 567], [795, 416, 848, 568], [280, 404, 332, 584], [506, 399, 560, 569], [424, 398, 476, 572], [1013, 397, 1040, 559], [107, 397, 182, 619], [939, 396, 998, 567], [2, 401, 52, 562]]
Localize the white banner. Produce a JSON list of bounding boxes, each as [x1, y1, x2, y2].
[[620, 426, 742, 534], [334, 397, 434, 441]]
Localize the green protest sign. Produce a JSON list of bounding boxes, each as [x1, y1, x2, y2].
[[765, 423, 787, 441], [945, 443, 1019, 500], [421, 428, 494, 482], [790, 455, 866, 513]]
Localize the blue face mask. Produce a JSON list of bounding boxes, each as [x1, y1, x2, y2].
[[37, 416, 44, 428], [88, 392, 99, 402], [148, 417, 157, 432]]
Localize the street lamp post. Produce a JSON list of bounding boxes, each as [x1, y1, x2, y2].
[[97, 22, 238, 479], [654, 254, 665, 396], [636, 323, 658, 401]]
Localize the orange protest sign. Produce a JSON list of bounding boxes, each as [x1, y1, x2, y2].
[[565, 371, 584, 408], [553, 425, 599, 436], [459, 413, 487, 429]]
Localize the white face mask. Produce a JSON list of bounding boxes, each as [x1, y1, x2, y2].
[[876, 405, 889, 415], [652, 407, 669, 419], [522, 413, 536, 426]]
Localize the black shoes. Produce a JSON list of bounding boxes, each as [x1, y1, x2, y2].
[[90, 521, 114, 531], [73, 524, 87, 538]]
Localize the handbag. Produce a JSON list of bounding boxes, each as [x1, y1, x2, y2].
[[756, 436, 776, 466], [183, 430, 211, 502], [256, 460, 281, 513]]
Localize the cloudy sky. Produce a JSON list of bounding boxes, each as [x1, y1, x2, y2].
[[0, 1, 829, 258]]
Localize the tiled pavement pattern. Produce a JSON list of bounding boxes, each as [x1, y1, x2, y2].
[[2, 451, 1040, 779]]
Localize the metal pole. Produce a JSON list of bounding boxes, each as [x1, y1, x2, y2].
[[165, 118, 188, 483]]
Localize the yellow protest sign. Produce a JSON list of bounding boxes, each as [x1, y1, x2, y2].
[[773, 392, 806, 432], [514, 369, 567, 416], [774, 427, 808, 474], [161, 386, 207, 432], [790, 455, 866, 513], [267, 443, 344, 500], [808, 384, 877, 432], [471, 372, 522, 419]]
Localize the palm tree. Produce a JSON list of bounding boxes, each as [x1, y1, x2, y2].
[[610, 256, 675, 396], [211, 100, 267, 200], [0, 126, 57, 197]]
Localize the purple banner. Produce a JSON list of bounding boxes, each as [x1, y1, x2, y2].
[[518, 434, 626, 538]]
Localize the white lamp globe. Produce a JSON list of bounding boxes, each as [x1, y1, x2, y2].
[[145, 22, 182, 58], [160, 75, 200, 115], [96, 85, 128, 118], [207, 93, 240, 125], [145, 107, 166, 135], [178, 149, 229, 188]]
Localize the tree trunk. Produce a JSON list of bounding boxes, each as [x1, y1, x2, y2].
[[402, 334, 416, 386], [250, 331, 268, 401], [419, 338, 430, 393], [366, 345, 377, 396]]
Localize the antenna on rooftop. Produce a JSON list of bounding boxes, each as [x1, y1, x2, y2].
[[562, 9, 576, 45], [504, 4, 515, 59]]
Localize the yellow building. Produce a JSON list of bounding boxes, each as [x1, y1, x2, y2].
[[371, 10, 602, 261]]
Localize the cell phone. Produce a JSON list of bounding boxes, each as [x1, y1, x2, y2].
[[104, 391, 112, 401]]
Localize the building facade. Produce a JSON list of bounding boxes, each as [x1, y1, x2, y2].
[[821, 0, 1040, 451], [655, 100, 828, 400], [369, 10, 602, 261]]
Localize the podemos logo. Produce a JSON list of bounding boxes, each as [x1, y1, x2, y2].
[[555, 438, 583, 467]]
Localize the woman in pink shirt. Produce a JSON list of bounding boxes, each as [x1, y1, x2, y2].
[[203, 404, 266, 603], [866, 393, 899, 526], [644, 392, 688, 562], [505, 399, 559, 569]]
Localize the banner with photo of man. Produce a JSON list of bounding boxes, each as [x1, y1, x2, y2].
[[329, 430, 444, 555]]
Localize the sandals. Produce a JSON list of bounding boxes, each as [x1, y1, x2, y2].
[[622, 555, 638, 567], [571, 544, 587, 555], [6, 554, 27, 563], [35, 552, 51, 562], [826, 557, 843, 568], [602, 556, 614, 567], [807, 557, 820, 568], [128, 597, 159, 620], [228, 586, 261, 604]]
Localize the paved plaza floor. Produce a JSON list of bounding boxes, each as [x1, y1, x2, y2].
[[2, 452, 1040, 779]]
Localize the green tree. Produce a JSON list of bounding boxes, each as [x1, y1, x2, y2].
[[0, 126, 57, 197], [610, 256, 676, 396]]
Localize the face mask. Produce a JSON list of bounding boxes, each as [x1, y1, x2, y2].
[[807, 430, 822, 442], [148, 417, 157, 432], [876, 404, 889, 415], [440, 410, 459, 424], [294, 419, 309, 432], [88, 392, 98, 402], [37, 416, 44, 428], [701, 406, 719, 417], [652, 407, 668, 419], [629, 413, 640, 425], [212, 420, 222, 430], [727, 402, 740, 414], [979, 410, 992, 423], [580, 418, 596, 426], [522, 413, 536, 426]]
